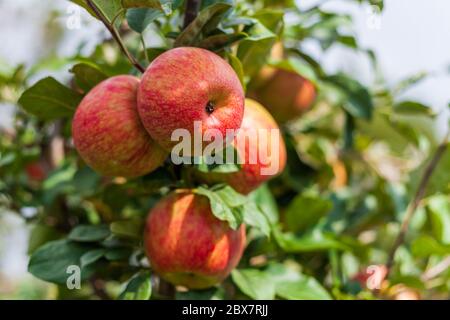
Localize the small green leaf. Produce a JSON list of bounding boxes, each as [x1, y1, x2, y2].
[[194, 185, 244, 229], [274, 228, 350, 252], [231, 269, 275, 300], [70, 63, 108, 92], [18, 77, 83, 120], [110, 218, 144, 239], [411, 235, 450, 257], [226, 53, 245, 89], [324, 73, 373, 120], [194, 145, 241, 174], [174, 3, 232, 47], [28, 240, 95, 285], [248, 184, 279, 224], [198, 32, 247, 52], [394, 101, 435, 116], [427, 195, 450, 244], [285, 192, 332, 232], [68, 225, 111, 242], [266, 263, 331, 300], [80, 249, 106, 268], [243, 202, 271, 237], [104, 247, 132, 261], [119, 271, 152, 300], [122, 0, 162, 8], [126, 8, 163, 33]]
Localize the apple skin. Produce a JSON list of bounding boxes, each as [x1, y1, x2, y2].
[[197, 99, 287, 195], [137, 47, 245, 152], [72, 75, 168, 178], [251, 69, 316, 123], [144, 190, 246, 289]]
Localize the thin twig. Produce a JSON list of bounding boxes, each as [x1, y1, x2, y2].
[[86, 0, 145, 73], [386, 130, 450, 275], [183, 0, 200, 29]]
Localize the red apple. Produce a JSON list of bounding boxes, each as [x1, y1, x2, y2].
[[72, 75, 168, 178], [144, 190, 246, 289], [197, 99, 287, 194], [252, 69, 316, 123], [25, 161, 47, 182], [137, 47, 245, 153]]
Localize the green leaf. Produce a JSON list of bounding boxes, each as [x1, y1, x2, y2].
[[122, 0, 162, 8], [237, 11, 283, 77], [242, 202, 271, 237], [93, 0, 124, 23], [394, 101, 435, 116], [110, 218, 144, 239], [248, 184, 279, 224], [28, 240, 95, 285], [285, 193, 332, 232], [427, 195, 450, 244], [194, 185, 245, 229], [104, 247, 132, 260], [119, 271, 152, 300], [80, 249, 106, 268], [194, 145, 241, 174], [70, 63, 108, 92], [18, 77, 83, 120], [411, 235, 450, 257], [324, 74, 373, 120], [198, 32, 247, 52], [231, 269, 276, 300], [68, 225, 111, 242], [274, 228, 350, 252], [174, 3, 232, 47], [265, 263, 331, 300], [126, 8, 163, 33], [176, 287, 225, 300], [226, 53, 245, 89]]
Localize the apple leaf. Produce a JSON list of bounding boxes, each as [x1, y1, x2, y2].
[[195, 185, 271, 236], [126, 8, 164, 33], [122, 0, 162, 8], [267, 263, 331, 300], [194, 145, 241, 174], [231, 269, 276, 300], [174, 3, 232, 47], [70, 62, 108, 92], [195, 185, 245, 230], [284, 192, 332, 233], [110, 218, 144, 239], [80, 249, 107, 268], [273, 228, 350, 252], [269, 58, 318, 84], [426, 195, 450, 244], [226, 53, 246, 89], [237, 13, 283, 77], [324, 73, 373, 120], [248, 184, 279, 224], [28, 240, 96, 285], [411, 235, 450, 257], [119, 271, 152, 300], [18, 77, 83, 120], [68, 225, 111, 242], [198, 32, 248, 52], [393, 101, 435, 116]]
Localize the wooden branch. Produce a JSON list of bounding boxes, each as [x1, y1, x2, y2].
[[86, 0, 145, 73], [386, 130, 450, 275]]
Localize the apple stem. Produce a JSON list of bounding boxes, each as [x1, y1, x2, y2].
[[386, 129, 450, 276], [183, 0, 200, 29], [86, 0, 146, 73]]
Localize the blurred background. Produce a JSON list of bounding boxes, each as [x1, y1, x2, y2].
[[0, 0, 449, 298]]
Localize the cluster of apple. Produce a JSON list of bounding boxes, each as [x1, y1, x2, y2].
[[72, 47, 315, 289]]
